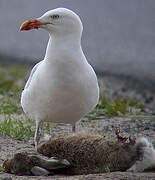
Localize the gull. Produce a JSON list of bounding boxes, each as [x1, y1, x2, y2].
[[20, 8, 99, 148]]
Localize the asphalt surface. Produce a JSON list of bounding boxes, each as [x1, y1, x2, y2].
[[0, 0, 155, 90]]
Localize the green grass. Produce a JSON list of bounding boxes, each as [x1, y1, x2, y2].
[[0, 116, 51, 140], [0, 64, 28, 93], [0, 64, 29, 115], [0, 95, 22, 114], [104, 167, 110, 173], [87, 95, 146, 120], [0, 165, 3, 172], [94, 167, 101, 173], [128, 99, 145, 109], [0, 116, 35, 140], [0, 64, 34, 140], [98, 95, 145, 114]]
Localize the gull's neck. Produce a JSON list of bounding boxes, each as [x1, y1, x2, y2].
[[44, 33, 82, 60]]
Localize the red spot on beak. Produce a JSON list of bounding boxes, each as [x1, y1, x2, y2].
[[20, 19, 45, 31]]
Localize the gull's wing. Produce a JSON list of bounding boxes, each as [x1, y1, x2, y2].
[[24, 61, 42, 89]]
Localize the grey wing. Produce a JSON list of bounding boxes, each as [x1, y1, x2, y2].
[[24, 61, 42, 89]]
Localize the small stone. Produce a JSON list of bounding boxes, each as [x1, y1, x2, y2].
[[7, 92, 14, 97]]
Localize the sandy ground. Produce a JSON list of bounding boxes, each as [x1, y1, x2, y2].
[[0, 115, 155, 180], [1, 172, 155, 180]]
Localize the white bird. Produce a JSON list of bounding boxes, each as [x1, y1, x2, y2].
[[20, 8, 99, 148]]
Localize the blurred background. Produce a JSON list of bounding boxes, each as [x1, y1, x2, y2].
[[0, 0, 155, 109]]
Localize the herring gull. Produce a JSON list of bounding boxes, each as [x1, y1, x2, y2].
[[20, 8, 99, 148]]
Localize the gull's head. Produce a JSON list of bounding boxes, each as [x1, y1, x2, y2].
[[20, 8, 83, 37]]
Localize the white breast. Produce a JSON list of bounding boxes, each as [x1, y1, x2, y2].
[[21, 57, 99, 125]]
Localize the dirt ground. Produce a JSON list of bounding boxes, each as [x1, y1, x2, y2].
[[1, 171, 155, 180], [0, 117, 155, 180]]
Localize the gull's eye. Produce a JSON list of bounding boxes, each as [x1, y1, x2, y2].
[[51, 14, 60, 19]]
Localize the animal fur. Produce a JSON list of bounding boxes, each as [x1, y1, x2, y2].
[[3, 152, 70, 175], [37, 133, 142, 174], [128, 137, 155, 172], [3, 133, 155, 175]]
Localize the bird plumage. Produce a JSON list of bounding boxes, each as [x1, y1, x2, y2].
[[20, 8, 99, 147]]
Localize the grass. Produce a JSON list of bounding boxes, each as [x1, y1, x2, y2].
[[0, 63, 29, 112], [0, 95, 22, 114], [0, 116, 51, 140], [0, 165, 3, 172], [0, 64, 28, 115], [87, 94, 145, 120], [0, 116, 35, 140], [0, 64, 33, 140], [98, 94, 145, 114], [0, 64, 28, 93]]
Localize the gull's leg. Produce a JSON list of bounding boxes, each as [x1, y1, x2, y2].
[[34, 120, 41, 150], [72, 124, 76, 133]]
